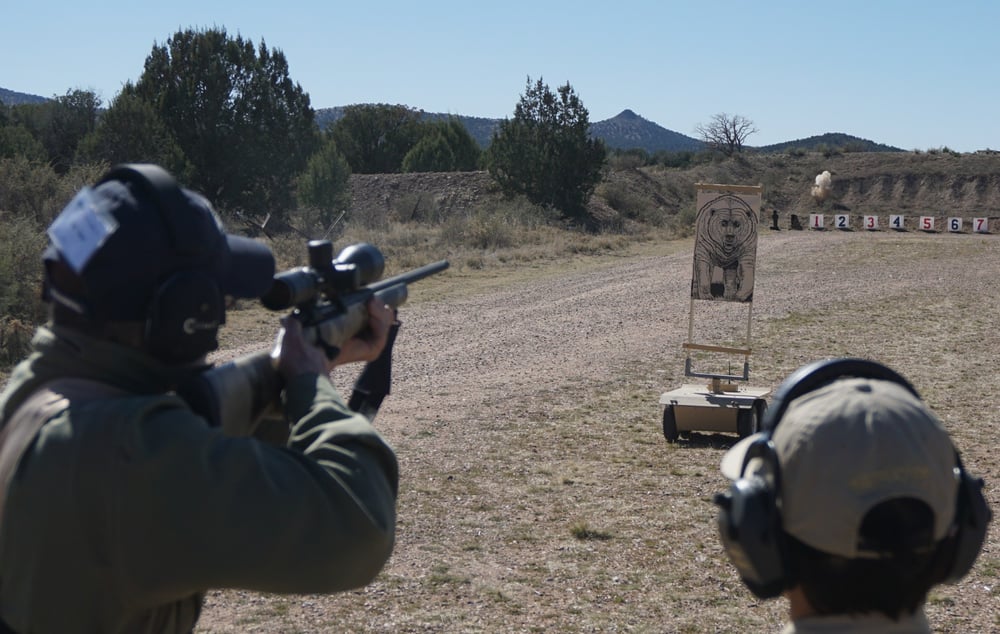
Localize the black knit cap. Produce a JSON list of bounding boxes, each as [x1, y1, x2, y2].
[[43, 164, 275, 322]]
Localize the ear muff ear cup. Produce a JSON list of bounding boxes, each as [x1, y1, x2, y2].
[[715, 438, 790, 599], [717, 357, 992, 598], [145, 271, 224, 365], [932, 454, 993, 584]]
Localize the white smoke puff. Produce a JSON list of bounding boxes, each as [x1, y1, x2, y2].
[[811, 170, 832, 202]]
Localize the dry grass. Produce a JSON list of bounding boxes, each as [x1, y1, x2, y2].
[[197, 229, 1000, 633]]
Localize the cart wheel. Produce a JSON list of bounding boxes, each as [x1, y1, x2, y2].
[[736, 406, 759, 438], [754, 399, 768, 429], [662, 405, 679, 442]]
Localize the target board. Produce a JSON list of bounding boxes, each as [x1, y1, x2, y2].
[[690, 184, 762, 303]]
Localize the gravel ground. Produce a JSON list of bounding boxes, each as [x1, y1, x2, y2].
[[199, 228, 1000, 633]]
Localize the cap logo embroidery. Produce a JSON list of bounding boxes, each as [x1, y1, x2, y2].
[[848, 465, 931, 492]]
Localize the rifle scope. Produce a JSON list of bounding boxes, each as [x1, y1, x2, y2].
[[260, 241, 385, 310]]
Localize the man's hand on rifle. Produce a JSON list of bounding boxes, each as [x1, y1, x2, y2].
[[271, 298, 394, 379], [330, 298, 394, 367]]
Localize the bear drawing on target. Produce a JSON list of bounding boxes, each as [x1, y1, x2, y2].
[[691, 192, 759, 302]]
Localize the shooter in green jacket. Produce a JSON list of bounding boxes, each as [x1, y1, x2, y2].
[[0, 164, 399, 633]]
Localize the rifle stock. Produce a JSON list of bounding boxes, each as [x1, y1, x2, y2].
[[178, 350, 281, 435]]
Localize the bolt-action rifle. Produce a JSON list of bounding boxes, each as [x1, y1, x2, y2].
[[178, 240, 448, 433]]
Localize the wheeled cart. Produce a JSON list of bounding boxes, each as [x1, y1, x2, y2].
[[659, 379, 769, 442], [659, 183, 770, 442]]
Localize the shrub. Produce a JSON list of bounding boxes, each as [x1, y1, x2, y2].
[[0, 157, 61, 223], [595, 182, 662, 226], [484, 77, 606, 223], [667, 205, 697, 238], [0, 212, 48, 325], [608, 149, 649, 170], [0, 158, 107, 226], [0, 318, 35, 367], [655, 150, 696, 169]]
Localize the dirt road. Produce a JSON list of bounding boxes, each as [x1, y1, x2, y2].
[[199, 228, 1000, 633]]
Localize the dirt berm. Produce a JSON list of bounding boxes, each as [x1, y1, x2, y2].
[[349, 150, 1000, 224]]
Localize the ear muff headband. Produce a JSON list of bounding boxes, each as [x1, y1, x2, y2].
[[761, 357, 920, 433], [97, 164, 216, 258]]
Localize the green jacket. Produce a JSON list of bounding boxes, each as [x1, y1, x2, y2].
[[0, 325, 399, 633]]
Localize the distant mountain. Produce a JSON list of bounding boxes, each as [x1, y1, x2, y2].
[[755, 132, 904, 153], [0, 87, 49, 106], [590, 109, 703, 153], [313, 106, 346, 130]]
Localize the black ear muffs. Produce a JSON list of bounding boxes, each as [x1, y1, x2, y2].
[[715, 437, 788, 598], [144, 270, 225, 364], [932, 452, 992, 584], [715, 358, 992, 598], [97, 164, 225, 364]]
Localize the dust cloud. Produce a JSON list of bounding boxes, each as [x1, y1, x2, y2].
[[811, 170, 832, 202]]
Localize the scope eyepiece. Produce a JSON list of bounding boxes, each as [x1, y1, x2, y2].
[[260, 268, 318, 310]]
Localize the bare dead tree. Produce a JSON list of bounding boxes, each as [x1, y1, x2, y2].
[[695, 113, 758, 156]]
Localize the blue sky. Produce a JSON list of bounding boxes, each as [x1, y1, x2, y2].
[[3, 1, 997, 152]]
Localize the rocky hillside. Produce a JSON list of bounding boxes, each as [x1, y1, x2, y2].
[[590, 109, 703, 153], [349, 170, 497, 220], [348, 150, 1000, 222], [709, 150, 1000, 217], [0, 87, 47, 106]]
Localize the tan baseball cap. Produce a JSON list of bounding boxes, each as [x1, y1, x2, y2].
[[721, 377, 961, 558]]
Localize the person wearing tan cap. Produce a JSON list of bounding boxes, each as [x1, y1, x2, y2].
[[714, 358, 991, 633]]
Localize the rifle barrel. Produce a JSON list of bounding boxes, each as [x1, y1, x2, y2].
[[368, 260, 449, 294]]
